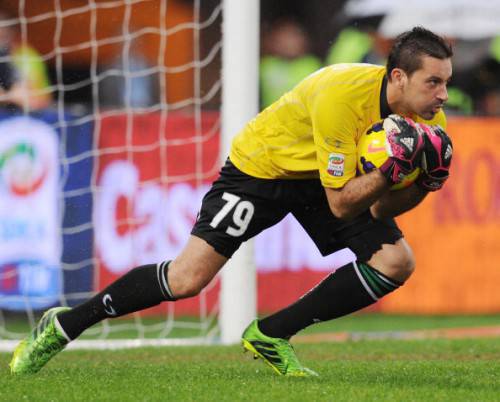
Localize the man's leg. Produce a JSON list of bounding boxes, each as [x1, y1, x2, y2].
[[11, 158, 287, 375], [241, 240, 411, 377], [241, 180, 411, 376], [10, 236, 227, 374], [56, 236, 227, 339], [255, 238, 414, 339]]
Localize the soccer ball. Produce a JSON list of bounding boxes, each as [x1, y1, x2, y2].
[[357, 120, 420, 190]]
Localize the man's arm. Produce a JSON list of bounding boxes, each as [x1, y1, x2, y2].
[[370, 184, 428, 219], [324, 170, 390, 220], [325, 173, 428, 221], [324, 115, 428, 220]]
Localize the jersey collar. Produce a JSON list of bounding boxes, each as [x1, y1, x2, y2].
[[379, 75, 392, 119]]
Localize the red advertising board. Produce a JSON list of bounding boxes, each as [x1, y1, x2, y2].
[[95, 113, 500, 316], [95, 111, 221, 315], [383, 118, 500, 313]]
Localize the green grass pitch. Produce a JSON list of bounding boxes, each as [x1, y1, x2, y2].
[[1, 315, 499, 402]]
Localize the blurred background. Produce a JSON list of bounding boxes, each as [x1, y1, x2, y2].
[[0, 0, 498, 343], [0, 0, 498, 115]]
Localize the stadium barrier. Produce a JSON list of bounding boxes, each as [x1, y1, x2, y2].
[[383, 117, 500, 313], [0, 112, 498, 315]]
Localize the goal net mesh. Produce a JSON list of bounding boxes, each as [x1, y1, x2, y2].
[[0, 0, 223, 350]]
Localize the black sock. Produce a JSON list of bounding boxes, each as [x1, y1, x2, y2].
[[57, 262, 175, 340], [258, 261, 402, 339]]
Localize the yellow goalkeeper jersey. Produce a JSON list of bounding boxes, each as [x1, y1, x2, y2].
[[229, 63, 446, 188]]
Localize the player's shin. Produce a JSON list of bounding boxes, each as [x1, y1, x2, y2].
[[258, 261, 401, 339], [57, 261, 176, 340]]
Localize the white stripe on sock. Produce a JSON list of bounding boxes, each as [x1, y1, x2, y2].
[[157, 261, 175, 300], [374, 271, 399, 288], [54, 316, 72, 342], [156, 262, 169, 300], [353, 261, 379, 301]]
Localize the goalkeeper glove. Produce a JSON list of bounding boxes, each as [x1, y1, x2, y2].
[[416, 124, 453, 191], [378, 114, 425, 185]]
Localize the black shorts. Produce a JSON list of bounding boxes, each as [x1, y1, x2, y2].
[[191, 159, 403, 262]]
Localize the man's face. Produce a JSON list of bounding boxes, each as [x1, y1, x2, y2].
[[402, 56, 452, 120]]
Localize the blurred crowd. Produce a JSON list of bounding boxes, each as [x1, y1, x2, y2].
[[0, 10, 51, 111], [0, 1, 498, 116], [260, 15, 500, 116]]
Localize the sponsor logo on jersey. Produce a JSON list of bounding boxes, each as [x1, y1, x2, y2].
[[327, 153, 344, 177]]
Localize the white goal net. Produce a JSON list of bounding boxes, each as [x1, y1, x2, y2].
[[0, 0, 245, 350]]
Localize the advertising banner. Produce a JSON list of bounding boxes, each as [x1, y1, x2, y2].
[[0, 115, 61, 310], [0, 111, 93, 311], [4, 111, 495, 315], [95, 113, 500, 315], [95, 112, 221, 315], [382, 118, 500, 313]]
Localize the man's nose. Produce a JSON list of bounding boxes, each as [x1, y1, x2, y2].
[[437, 85, 448, 103]]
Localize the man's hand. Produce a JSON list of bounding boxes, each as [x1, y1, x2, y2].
[[416, 124, 453, 191], [378, 115, 425, 185]]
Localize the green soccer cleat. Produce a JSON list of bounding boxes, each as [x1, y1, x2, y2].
[[10, 307, 71, 375], [241, 319, 318, 377]]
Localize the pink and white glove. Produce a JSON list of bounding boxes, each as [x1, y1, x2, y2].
[[416, 124, 453, 191], [378, 114, 425, 185]]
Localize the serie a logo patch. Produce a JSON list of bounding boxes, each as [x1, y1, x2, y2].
[[327, 153, 344, 176]]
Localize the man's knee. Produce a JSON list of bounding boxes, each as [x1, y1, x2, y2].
[[166, 236, 228, 299], [394, 247, 415, 281], [368, 239, 415, 283], [167, 261, 209, 298], [171, 279, 204, 298]]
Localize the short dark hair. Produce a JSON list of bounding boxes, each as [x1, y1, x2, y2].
[[386, 27, 453, 79]]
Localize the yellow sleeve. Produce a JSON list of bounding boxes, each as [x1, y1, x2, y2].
[[310, 93, 359, 188]]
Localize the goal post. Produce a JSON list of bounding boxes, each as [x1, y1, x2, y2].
[[219, 0, 260, 345]]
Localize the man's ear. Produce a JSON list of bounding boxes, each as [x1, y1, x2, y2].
[[391, 68, 407, 89]]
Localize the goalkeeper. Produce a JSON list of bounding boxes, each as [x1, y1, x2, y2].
[[11, 27, 454, 376]]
